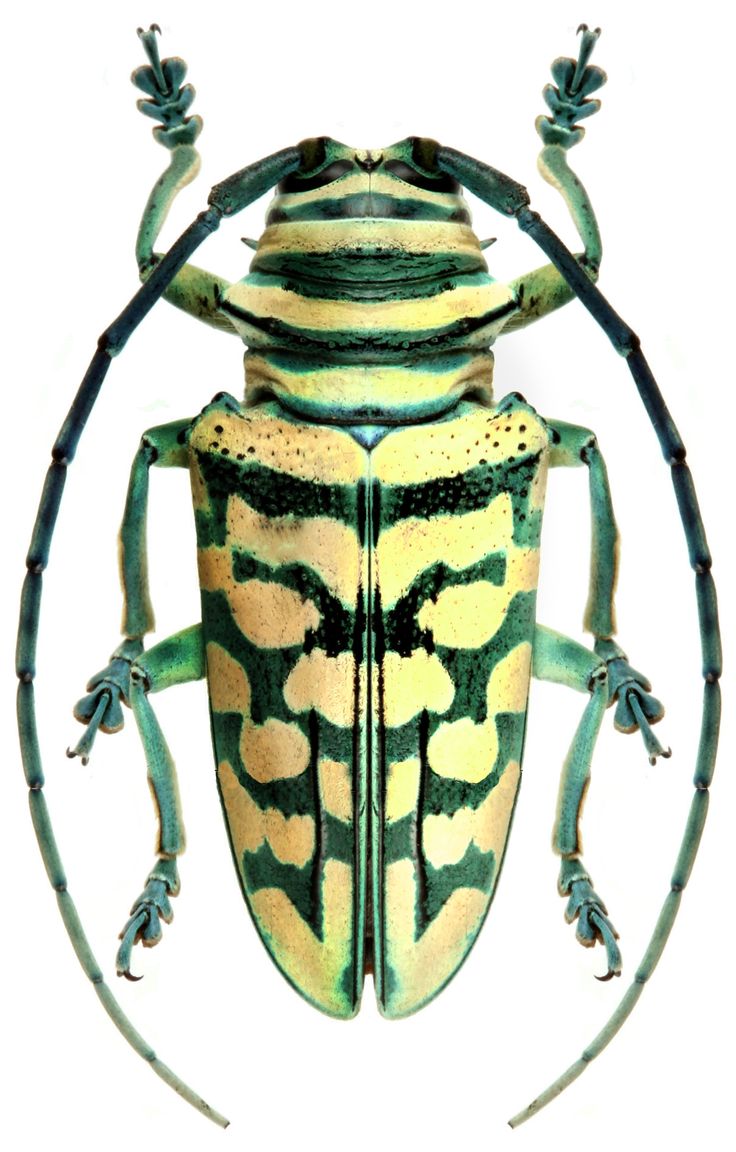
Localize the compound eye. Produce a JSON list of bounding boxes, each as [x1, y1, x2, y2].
[[280, 143, 354, 193], [382, 158, 459, 193]]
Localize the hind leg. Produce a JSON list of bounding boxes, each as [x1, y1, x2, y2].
[[113, 625, 205, 978], [533, 623, 622, 978]]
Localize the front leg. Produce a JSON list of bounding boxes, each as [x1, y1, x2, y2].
[[505, 25, 607, 332], [132, 26, 236, 333]]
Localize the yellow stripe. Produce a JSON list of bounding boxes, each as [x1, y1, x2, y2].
[[372, 404, 548, 484], [190, 409, 365, 485], [254, 219, 486, 258], [226, 279, 514, 333], [250, 861, 354, 1017], [245, 352, 495, 411]]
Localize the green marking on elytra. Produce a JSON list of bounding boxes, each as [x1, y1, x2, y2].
[[384, 554, 507, 657], [242, 841, 321, 937], [420, 842, 496, 932], [212, 714, 313, 817], [436, 591, 537, 724]]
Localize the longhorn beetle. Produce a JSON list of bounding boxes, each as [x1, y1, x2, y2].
[[15, 18, 722, 1138]]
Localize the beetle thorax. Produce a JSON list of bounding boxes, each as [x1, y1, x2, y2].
[[217, 139, 518, 423]]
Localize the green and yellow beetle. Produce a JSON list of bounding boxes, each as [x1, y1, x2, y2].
[[15, 19, 722, 1137]]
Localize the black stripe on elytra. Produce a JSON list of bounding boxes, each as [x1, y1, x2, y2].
[[242, 842, 323, 938], [230, 552, 355, 658], [308, 708, 326, 937], [420, 843, 495, 934], [384, 554, 507, 658], [378, 453, 542, 533], [195, 450, 358, 523], [356, 478, 367, 547], [415, 709, 431, 937]]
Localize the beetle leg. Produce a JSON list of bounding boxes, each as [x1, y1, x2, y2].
[[436, 29, 606, 335], [115, 623, 206, 978], [533, 623, 622, 978], [547, 419, 669, 761], [68, 419, 192, 761]]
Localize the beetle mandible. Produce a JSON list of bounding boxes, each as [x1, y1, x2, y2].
[[15, 18, 722, 1137]]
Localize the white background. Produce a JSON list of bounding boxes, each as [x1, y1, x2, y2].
[[3, 2, 733, 1150]]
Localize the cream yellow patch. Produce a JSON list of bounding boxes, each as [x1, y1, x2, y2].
[[418, 581, 510, 649], [383, 860, 488, 1017], [427, 715, 499, 783], [284, 650, 357, 727], [486, 643, 532, 714], [422, 759, 521, 868], [319, 759, 352, 823], [205, 641, 251, 716], [475, 759, 521, 862], [197, 544, 233, 596], [417, 560, 538, 650], [372, 405, 549, 486], [226, 496, 362, 606], [506, 545, 541, 595], [385, 758, 421, 823], [198, 551, 320, 647], [382, 650, 454, 727], [250, 860, 353, 1016], [376, 494, 515, 608], [218, 760, 314, 867], [189, 460, 209, 512], [189, 410, 365, 486], [231, 580, 320, 648], [241, 718, 310, 783]]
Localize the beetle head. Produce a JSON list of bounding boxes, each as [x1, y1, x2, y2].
[[221, 139, 518, 422]]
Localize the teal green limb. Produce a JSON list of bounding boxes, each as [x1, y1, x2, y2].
[[502, 30, 604, 334], [532, 626, 621, 976], [548, 420, 618, 638], [26, 711, 228, 1126], [136, 149, 237, 334], [133, 28, 238, 334], [128, 624, 205, 855], [134, 623, 206, 695], [533, 625, 608, 855], [511, 688, 719, 1130], [120, 419, 191, 639], [116, 627, 205, 978], [538, 145, 601, 270], [136, 145, 201, 269], [503, 157, 600, 332]]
